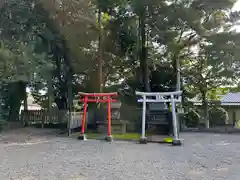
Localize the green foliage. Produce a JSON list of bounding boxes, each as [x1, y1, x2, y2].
[[0, 119, 7, 132], [0, 0, 239, 122], [0, 41, 50, 83], [184, 109, 200, 128], [0, 0, 54, 120], [207, 87, 230, 100], [209, 107, 229, 127]]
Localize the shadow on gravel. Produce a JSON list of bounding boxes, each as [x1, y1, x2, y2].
[[0, 127, 66, 144]]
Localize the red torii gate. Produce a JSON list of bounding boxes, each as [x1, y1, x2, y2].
[[78, 92, 118, 141]]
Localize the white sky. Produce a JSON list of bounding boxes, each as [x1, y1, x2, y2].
[[233, 0, 240, 11], [231, 1, 240, 31]]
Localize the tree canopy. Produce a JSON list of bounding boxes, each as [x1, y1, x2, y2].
[[0, 0, 240, 127]]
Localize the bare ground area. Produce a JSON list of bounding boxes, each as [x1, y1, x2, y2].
[[0, 128, 63, 144], [1, 128, 240, 180]]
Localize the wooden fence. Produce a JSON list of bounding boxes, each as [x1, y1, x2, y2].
[[20, 107, 143, 134], [20, 110, 85, 132]]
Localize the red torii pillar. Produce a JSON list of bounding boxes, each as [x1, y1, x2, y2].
[[78, 92, 118, 141]]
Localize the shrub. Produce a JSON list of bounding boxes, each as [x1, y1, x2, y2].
[[184, 109, 200, 127], [209, 107, 228, 127], [0, 119, 7, 132]]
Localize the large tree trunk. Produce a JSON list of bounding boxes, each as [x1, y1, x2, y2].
[[23, 85, 28, 111], [62, 39, 73, 112], [53, 46, 67, 110], [67, 71, 73, 112], [48, 75, 53, 122], [8, 81, 26, 122], [175, 57, 181, 91], [201, 90, 209, 128], [53, 39, 73, 111], [172, 50, 182, 91], [98, 8, 103, 93], [139, 5, 150, 92]]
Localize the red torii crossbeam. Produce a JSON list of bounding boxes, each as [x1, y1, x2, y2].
[[78, 92, 118, 141]]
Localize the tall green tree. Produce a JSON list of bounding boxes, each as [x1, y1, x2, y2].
[[144, 0, 239, 127], [0, 0, 53, 120]]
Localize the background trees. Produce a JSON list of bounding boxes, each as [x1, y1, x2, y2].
[[0, 0, 240, 128]]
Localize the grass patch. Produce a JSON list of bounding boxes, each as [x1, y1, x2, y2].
[[86, 133, 101, 139], [70, 132, 152, 140], [113, 133, 141, 140]]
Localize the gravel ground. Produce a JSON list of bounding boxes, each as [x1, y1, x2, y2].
[[1, 132, 240, 180]]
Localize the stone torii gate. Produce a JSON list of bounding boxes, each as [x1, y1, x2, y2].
[[136, 91, 183, 146]]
